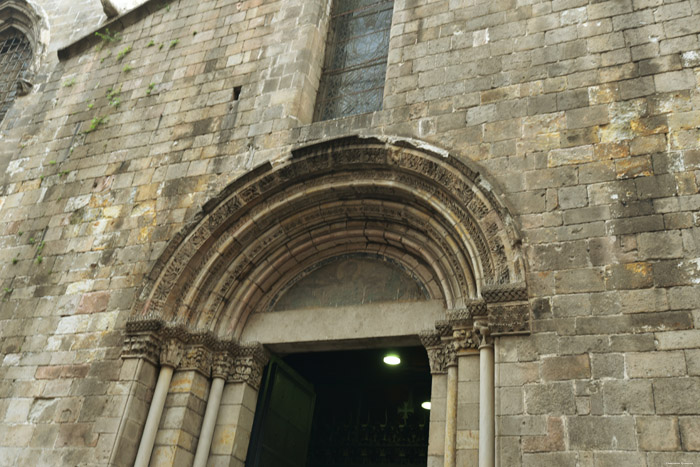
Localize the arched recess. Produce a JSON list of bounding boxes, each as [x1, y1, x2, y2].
[[0, 0, 49, 120], [0, 1, 48, 71], [129, 136, 530, 338]]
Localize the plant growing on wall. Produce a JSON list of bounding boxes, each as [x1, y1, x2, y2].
[[116, 45, 132, 61]]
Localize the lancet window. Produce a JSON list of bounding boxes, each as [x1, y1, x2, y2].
[[314, 0, 394, 121], [0, 28, 32, 123]]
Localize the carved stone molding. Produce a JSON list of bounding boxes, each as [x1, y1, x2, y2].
[[481, 282, 531, 335], [211, 351, 234, 380], [482, 283, 528, 303], [419, 330, 456, 374], [161, 339, 184, 368], [122, 333, 160, 365], [452, 328, 480, 352], [230, 342, 270, 389], [465, 299, 487, 317], [123, 317, 240, 373], [488, 303, 531, 335], [474, 321, 493, 349], [17, 78, 33, 96], [179, 345, 213, 376], [131, 137, 528, 337], [434, 320, 453, 338], [446, 308, 474, 328]]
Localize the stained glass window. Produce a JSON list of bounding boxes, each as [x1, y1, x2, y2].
[[314, 0, 393, 121], [0, 28, 32, 123]]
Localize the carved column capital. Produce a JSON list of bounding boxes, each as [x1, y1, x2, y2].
[[211, 351, 234, 380], [452, 328, 480, 352], [179, 345, 212, 376], [474, 321, 493, 349], [122, 332, 160, 365], [230, 342, 270, 389], [160, 339, 184, 367], [419, 330, 457, 374]]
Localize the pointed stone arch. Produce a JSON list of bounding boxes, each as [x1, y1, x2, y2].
[[0, 0, 49, 74], [129, 136, 531, 339]]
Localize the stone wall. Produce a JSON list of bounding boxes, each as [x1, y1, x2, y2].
[[0, 0, 699, 464]]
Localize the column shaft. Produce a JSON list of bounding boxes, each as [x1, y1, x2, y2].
[[134, 365, 174, 467], [193, 376, 225, 467], [478, 344, 495, 467], [444, 364, 458, 467]]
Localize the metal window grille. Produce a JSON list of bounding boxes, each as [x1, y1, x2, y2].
[[314, 0, 394, 122], [0, 29, 32, 123]]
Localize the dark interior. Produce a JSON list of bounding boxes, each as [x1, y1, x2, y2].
[[284, 346, 432, 467]]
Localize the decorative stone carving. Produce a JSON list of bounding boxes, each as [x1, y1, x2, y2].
[[160, 339, 184, 367], [230, 343, 269, 389], [465, 299, 487, 317], [179, 346, 212, 376], [17, 78, 33, 96], [132, 137, 528, 337], [488, 303, 531, 335], [446, 309, 473, 328], [434, 320, 453, 338], [99, 0, 119, 17], [122, 333, 160, 365], [452, 328, 480, 351], [419, 330, 456, 374], [419, 330, 442, 348], [123, 318, 242, 373], [125, 315, 164, 333], [211, 352, 233, 380], [482, 283, 528, 303], [474, 321, 493, 349]]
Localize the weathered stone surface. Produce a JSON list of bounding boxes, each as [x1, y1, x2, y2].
[[568, 416, 637, 450], [603, 380, 655, 414], [594, 451, 648, 467], [541, 354, 591, 381], [0, 0, 699, 464], [591, 353, 624, 378], [626, 351, 687, 378], [636, 416, 680, 451], [653, 378, 700, 414], [525, 382, 576, 415], [679, 417, 700, 451]]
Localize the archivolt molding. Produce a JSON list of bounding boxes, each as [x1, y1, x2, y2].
[[130, 136, 529, 339]]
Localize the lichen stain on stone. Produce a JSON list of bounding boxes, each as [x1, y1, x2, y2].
[[625, 262, 651, 277], [615, 157, 652, 179], [599, 100, 646, 143], [523, 113, 565, 138], [653, 92, 692, 115], [594, 142, 629, 160], [630, 118, 668, 136], [588, 84, 618, 105]]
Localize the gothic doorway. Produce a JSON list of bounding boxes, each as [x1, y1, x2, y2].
[[247, 347, 431, 467]]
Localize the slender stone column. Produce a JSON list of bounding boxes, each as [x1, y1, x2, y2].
[[444, 362, 458, 467], [419, 329, 456, 467], [192, 352, 232, 467], [477, 323, 494, 467], [209, 343, 269, 466], [133, 339, 182, 467]]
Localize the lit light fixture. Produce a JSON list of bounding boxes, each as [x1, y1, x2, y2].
[[421, 401, 431, 410], [383, 354, 401, 365]]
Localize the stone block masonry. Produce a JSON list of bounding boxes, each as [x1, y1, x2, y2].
[[0, 0, 700, 464]]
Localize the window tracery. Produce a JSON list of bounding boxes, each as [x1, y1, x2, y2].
[[0, 28, 32, 123], [314, 0, 394, 121]]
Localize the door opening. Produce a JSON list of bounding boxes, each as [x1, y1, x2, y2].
[[246, 346, 431, 467]]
